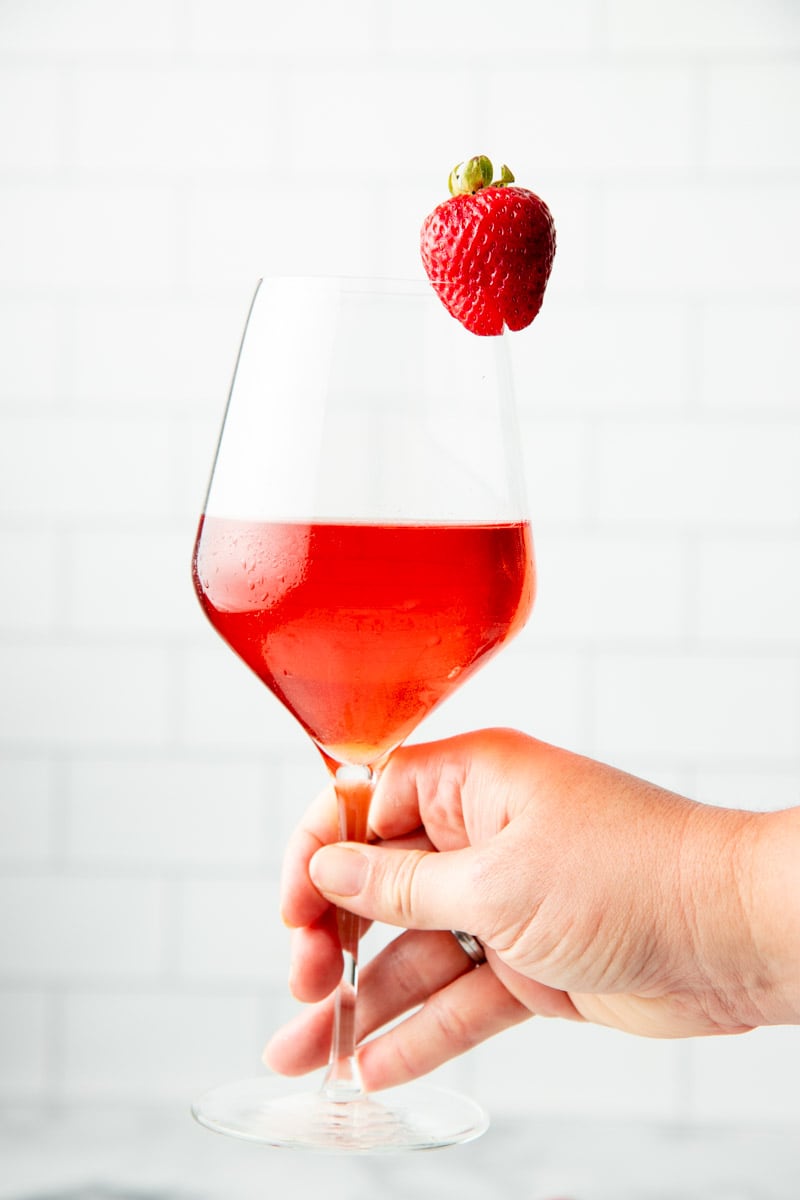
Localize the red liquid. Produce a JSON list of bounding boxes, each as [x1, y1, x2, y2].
[[193, 518, 534, 765]]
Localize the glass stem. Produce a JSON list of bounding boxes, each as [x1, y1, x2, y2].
[[322, 763, 374, 1101]]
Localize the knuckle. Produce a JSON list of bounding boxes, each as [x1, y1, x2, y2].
[[386, 849, 428, 927], [429, 991, 475, 1055]]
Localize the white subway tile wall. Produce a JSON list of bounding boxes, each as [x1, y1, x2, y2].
[[0, 0, 798, 1127]]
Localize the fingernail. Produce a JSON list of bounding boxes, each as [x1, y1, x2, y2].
[[310, 845, 368, 896]]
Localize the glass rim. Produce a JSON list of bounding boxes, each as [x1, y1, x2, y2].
[[254, 273, 453, 297]]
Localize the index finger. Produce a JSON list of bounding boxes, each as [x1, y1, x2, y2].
[[370, 737, 470, 847]]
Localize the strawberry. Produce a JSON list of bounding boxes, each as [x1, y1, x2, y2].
[[420, 155, 556, 336]]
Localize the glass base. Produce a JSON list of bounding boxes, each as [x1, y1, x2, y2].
[[191, 1074, 489, 1154]]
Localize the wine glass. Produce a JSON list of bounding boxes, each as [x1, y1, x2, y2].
[[190, 276, 535, 1152]]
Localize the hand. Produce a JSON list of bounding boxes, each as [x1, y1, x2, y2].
[[264, 729, 797, 1090]]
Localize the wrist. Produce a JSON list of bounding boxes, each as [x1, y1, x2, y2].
[[686, 803, 800, 1029], [746, 806, 800, 1025]]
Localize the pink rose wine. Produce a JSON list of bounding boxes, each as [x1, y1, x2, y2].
[[193, 517, 534, 765]]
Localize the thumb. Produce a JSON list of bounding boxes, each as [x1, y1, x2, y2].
[[309, 841, 489, 937]]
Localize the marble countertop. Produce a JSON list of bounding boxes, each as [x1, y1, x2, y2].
[[1, 1106, 798, 1200]]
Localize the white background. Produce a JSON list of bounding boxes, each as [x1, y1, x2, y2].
[[0, 0, 799, 1131]]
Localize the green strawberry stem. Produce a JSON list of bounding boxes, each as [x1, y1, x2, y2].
[[448, 155, 515, 196]]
